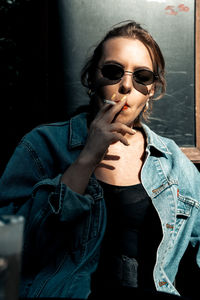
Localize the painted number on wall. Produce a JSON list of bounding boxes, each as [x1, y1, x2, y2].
[[165, 4, 190, 15]]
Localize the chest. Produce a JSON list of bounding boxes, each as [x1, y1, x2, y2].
[[95, 139, 146, 186]]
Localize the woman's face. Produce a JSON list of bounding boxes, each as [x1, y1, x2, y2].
[[95, 37, 155, 127]]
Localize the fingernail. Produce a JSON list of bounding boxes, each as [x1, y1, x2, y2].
[[111, 93, 116, 100], [121, 95, 127, 101]]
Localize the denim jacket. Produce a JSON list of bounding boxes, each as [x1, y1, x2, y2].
[[0, 112, 200, 298]]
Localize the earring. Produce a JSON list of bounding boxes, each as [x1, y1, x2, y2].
[[88, 89, 95, 97], [88, 89, 92, 96], [144, 99, 149, 112]]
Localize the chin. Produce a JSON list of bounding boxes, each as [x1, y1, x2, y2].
[[115, 111, 142, 127], [114, 114, 133, 126]]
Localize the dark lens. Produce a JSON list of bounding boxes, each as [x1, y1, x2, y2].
[[133, 69, 154, 85], [101, 64, 124, 80]]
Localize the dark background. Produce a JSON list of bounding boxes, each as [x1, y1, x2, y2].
[[0, 0, 61, 175], [0, 0, 199, 299]]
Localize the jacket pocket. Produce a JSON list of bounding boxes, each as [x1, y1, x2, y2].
[[175, 194, 198, 234], [177, 194, 199, 218]]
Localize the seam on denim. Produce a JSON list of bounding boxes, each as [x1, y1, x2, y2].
[[24, 205, 50, 254], [58, 183, 66, 213], [87, 177, 104, 201], [176, 208, 191, 217], [142, 123, 171, 155], [152, 133, 172, 155], [54, 199, 107, 287], [48, 192, 61, 214], [37, 121, 69, 128], [178, 194, 200, 209], [157, 138, 172, 155], [158, 267, 180, 294], [174, 217, 189, 240], [20, 140, 47, 180], [152, 181, 178, 198], [157, 156, 168, 181], [35, 252, 69, 297], [68, 118, 82, 149], [158, 236, 179, 293]]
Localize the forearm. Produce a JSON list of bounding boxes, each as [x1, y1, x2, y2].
[[61, 152, 97, 195]]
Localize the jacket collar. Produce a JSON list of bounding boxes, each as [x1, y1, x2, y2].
[[69, 113, 172, 155], [142, 123, 172, 155]]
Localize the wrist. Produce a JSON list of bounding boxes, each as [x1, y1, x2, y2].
[[76, 151, 97, 173]]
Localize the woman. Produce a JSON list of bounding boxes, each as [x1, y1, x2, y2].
[[0, 21, 199, 299]]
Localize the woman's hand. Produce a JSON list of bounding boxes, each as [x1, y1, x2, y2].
[[79, 98, 136, 168], [61, 98, 135, 195]]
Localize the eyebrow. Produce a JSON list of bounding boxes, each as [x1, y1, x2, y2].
[[103, 60, 153, 71], [103, 60, 124, 67]]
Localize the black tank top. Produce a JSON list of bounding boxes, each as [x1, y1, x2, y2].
[[91, 181, 162, 291]]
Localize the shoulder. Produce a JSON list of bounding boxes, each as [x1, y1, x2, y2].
[[5, 113, 88, 178], [21, 120, 70, 146], [16, 112, 87, 167], [20, 112, 88, 150]]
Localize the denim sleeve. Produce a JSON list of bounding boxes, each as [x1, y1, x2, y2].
[[0, 139, 95, 224], [191, 208, 200, 269]]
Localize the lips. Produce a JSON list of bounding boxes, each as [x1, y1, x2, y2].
[[122, 103, 129, 110]]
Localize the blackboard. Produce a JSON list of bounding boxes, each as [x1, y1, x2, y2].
[[57, 0, 200, 162]]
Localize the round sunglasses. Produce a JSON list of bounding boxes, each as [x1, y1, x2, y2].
[[98, 64, 158, 86]]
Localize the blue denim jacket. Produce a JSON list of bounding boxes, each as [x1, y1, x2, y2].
[[0, 112, 200, 298]]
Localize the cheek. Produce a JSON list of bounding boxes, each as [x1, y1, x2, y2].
[[97, 85, 117, 99], [129, 94, 148, 111], [132, 81, 149, 96]]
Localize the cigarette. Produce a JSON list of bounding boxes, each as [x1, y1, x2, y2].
[[104, 94, 127, 105], [104, 99, 116, 105]]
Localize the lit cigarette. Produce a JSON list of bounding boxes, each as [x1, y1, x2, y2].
[[104, 99, 116, 105], [104, 93, 117, 105]]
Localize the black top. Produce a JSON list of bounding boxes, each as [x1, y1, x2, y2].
[[91, 181, 162, 291]]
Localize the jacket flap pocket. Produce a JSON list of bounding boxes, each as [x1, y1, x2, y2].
[[176, 195, 197, 218]]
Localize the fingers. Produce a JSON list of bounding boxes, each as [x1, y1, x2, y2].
[[97, 97, 127, 123], [110, 132, 130, 146], [105, 98, 127, 123], [89, 94, 135, 149], [94, 101, 112, 121], [110, 122, 136, 136]]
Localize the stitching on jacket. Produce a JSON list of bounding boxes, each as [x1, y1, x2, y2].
[[156, 136, 172, 155], [35, 252, 69, 297], [20, 140, 47, 180], [178, 194, 200, 209]]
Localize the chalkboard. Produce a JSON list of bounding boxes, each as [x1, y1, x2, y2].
[[57, 0, 200, 162]]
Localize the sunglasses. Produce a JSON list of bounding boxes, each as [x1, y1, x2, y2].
[[99, 64, 158, 86]]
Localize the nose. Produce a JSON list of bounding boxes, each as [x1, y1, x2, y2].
[[119, 71, 133, 94]]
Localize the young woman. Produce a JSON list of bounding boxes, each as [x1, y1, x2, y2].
[[0, 21, 199, 299]]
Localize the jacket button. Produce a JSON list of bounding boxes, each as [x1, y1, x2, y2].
[[159, 280, 168, 287], [166, 223, 174, 229]]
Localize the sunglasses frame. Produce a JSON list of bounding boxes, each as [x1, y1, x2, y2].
[[98, 64, 159, 86]]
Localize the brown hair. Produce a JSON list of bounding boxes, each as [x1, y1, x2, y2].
[[81, 21, 166, 123]]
